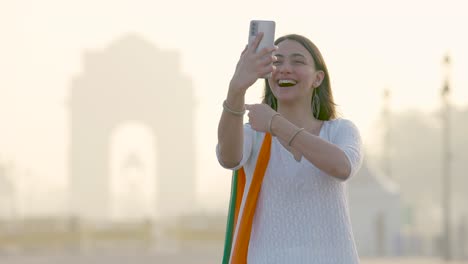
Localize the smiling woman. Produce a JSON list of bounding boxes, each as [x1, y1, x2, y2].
[[264, 35, 336, 121], [217, 33, 364, 263]]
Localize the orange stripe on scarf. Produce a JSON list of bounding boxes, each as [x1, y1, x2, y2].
[[231, 133, 272, 263]]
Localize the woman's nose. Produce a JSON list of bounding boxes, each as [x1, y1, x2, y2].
[[278, 62, 292, 74]]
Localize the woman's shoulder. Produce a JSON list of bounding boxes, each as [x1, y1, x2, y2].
[[326, 117, 358, 130], [324, 118, 361, 141]]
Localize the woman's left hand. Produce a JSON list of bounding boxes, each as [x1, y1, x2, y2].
[[245, 103, 278, 133]]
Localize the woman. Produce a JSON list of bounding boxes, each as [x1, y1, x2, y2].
[[217, 33, 363, 263]]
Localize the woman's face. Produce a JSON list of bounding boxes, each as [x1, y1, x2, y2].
[[268, 39, 323, 103]]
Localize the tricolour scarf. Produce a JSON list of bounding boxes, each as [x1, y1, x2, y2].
[[222, 133, 272, 264]]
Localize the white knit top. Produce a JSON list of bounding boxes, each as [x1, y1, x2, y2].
[[217, 118, 364, 264]]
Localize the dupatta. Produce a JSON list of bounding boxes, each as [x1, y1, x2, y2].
[[222, 133, 272, 264]]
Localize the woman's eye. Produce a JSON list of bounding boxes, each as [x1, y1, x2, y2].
[[273, 61, 282, 65], [293, 60, 305, 64]]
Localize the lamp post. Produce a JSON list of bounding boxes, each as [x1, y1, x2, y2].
[[382, 88, 391, 179], [441, 53, 452, 261]]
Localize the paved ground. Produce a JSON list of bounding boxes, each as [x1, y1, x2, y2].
[[1, 250, 467, 264], [0, 243, 466, 264]]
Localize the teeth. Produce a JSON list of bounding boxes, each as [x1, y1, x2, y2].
[[278, 79, 297, 87]]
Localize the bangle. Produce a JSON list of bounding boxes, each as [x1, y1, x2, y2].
[[288, 127, 305, 146], [223, 100, 245, 116], [268, 113, 281, 136]]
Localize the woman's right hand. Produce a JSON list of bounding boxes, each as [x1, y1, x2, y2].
[[229, 32, 277, 95]]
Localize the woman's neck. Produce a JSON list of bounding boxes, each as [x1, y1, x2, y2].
[[277, 100, 320, 129]]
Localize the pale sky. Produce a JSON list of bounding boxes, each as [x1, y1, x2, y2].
[[1, 0, 467, 215]]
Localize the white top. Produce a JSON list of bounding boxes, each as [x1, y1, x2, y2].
[[217, 118, 364, 264]]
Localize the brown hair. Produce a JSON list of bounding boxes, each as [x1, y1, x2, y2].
[[262, 34, 337, 120]]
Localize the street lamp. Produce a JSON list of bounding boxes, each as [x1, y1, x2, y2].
[[441, 53, 452, 261], [382, 88, 391, 179]]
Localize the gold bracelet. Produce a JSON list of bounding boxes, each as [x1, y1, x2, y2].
[[223, 100, 245, 116], [268, 113, 281, 136], [288, 127, 305, 146]]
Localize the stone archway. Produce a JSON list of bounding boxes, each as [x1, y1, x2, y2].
[[68, 34, 195, 221]]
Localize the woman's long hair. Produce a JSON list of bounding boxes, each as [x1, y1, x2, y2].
[[263, 34, 337, 120]]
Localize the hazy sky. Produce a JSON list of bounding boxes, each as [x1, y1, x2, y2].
[[1, 0, 468, 214]]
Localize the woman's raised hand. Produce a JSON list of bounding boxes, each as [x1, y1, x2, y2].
[[245, 103, 278, 133], [229, 32, 277, 95]]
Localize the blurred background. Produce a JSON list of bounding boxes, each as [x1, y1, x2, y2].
[[1, 0, 467, 263]]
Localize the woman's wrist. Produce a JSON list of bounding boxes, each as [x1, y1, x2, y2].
[[268, 113, 281, 136], [223, 100, 245, 117], [270, 116, 304, 145], [224, 90, 246, 117], [288, 127, 305, 146]]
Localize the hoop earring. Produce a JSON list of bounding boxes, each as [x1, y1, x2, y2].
[[312, 89, 320, 119], [271, 96, 277, 110]]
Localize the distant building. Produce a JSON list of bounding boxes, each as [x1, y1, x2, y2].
[[68, 34, 196, 221], [348, 161, 401, 257]]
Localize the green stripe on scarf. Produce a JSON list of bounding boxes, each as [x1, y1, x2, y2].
[[221, 133, 272, 263], [222, 170, 238, 264]]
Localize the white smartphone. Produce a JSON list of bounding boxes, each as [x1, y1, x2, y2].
[[248, 20, 276, 52], [248, 20, 276, 78]]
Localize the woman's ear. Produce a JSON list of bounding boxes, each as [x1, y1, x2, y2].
[[314, 70, 325, 88]]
